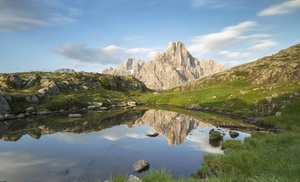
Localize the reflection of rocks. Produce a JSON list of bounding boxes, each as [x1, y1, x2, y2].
[[0, 109, 146, 141], [133, 110, 212, 145]]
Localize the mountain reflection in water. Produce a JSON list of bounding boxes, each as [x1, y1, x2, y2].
[[0, 109, 250, 182]]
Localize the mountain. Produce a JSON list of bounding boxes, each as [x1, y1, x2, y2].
[[103, 41, 225, 90], [173, 42, 300, 91]]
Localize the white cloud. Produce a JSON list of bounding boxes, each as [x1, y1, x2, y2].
[[0, 0, 76, 32], [248, 40, 278, 51], [258, 0, 300, 16], [219, 51, 251, 59], [190, 0, 243, 9], [53, 43, 156, 65], [188, 21, 257, 57]]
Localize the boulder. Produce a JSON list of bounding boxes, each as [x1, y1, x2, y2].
[[68, 114, 82, 118], [275, 111, 282, 116], [9, 74, 23, 88], [133, 159, 149, 172], [127, 175, 142, 182], [229, 130, 239, 138], [146, 133, 159, 137], [0, 95, 11, 114], [92, 102, 103, 107], [127, 101, 137, 107], [4, 114, 16, 120], [16, 113, 26, 119], [38, 80, 61, 95], [25, 95, 39, 104], [0, 114, 4, 121], [26, 107, 35, 113]]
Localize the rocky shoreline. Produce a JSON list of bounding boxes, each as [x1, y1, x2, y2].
[[0, 100, 142, 121]]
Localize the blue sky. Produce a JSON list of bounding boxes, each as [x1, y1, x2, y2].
[[0, 0, 300, 73]]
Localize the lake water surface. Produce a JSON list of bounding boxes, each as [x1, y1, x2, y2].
[[0, 108, 250, 182]]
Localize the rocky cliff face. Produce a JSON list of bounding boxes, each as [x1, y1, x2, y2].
[[103, 41, 225, 90]]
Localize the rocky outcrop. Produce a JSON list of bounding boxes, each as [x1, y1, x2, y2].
[[54, 68, 76, 73], [0, 95, 11, 114], [103, 41, 225, 90], [103, 58, 144, 77]]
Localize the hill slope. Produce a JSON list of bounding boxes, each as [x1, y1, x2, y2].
[[140, 43, 300, 117], [0, 71, 149, 115]]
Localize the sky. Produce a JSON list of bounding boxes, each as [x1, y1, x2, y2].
[[0, 0, 300, 73]]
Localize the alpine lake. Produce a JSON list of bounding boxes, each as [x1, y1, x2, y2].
[[0, 107, 251, 182]]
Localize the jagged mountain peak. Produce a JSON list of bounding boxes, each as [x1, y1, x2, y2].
[[103, 41, 225, 90], [167, 41, 187, 53]]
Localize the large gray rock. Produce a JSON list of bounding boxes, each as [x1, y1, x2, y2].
[[38, 80, 61, 95], [9, 74, 23, 88], [133, 159, 149, 172], [0, 95, 11, 114], [23, 73, 41, 89], [25, 95, 39, 104]]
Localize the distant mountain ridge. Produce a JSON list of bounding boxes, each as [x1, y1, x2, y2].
[[103, 41, 225, 90]]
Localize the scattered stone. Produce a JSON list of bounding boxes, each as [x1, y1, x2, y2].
[[37, 110, 53, 115], [26, 107, 35, 113], [25, 95, 40, 104], [127, 175, 142, 182], [87, 105, 96, 110], [92, 102, 103, 107], [0, 114, 4, 121], [127, 101, 137, 107], [68, 114, 82, 118], [16, 113, 26, 119], [188, 103, 201, 110], [229, 130, 239, 138], [4, 114, 16, 120], [133, 159, 150, 172], [275, 111, 282, 116], [99, 107, 108, 110], [212, 95, 217, 99], [146, 133, 159, 137]]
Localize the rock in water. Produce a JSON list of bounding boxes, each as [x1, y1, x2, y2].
[[133, 159, 149, 172], [229, 130, 239, 138]]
